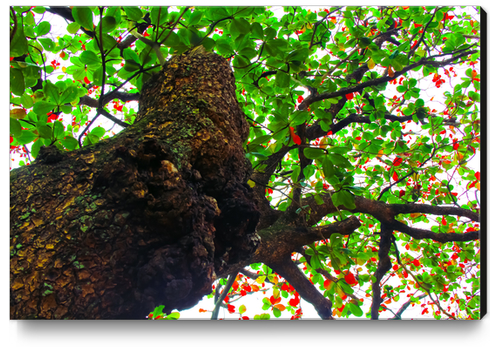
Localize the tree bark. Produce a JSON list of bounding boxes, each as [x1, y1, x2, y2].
[[10, 46, 260, 319]]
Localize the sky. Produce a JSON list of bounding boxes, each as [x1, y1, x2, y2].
[[6, 1, 487, 346]]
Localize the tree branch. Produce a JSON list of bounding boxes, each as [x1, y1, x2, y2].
[[370, 224, 393, 319], [298, 49, 477, 112], [211, 271, 238, 320], [267, 257, 334, 319], [387, 294, 428, 320]]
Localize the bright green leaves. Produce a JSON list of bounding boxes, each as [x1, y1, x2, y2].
[[250, 22, 263, 39], [331, 190, 356, 209], [10, 26, 29, 58], [99, 16, 117, 33], [303, 147, 325, 160], [35, 21, 51, 37], [147, 305, 180, 320], [44, 81, 60, 105], [84, 126, 106, 145], [72, 7, 94, 31], [10, 68, 25, 96], [264, 38, 288, 59], [229, 18, 250, 39], [123, 6, 143, 21], [442, 32, 466, 53], [274, 70, 290, 89]]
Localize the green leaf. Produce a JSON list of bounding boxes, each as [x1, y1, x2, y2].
[[348, 302, 363, 317], [303, 147, 325, 159], [164, 32, 181, 47], [273, 307, 282, 318], [93, 66, 105, 86], [331, 190, 356, 209], [275, 70, 290, 89], [35, 22, 51, 37], [31, 138, 42, 158], [10, 118, 22, 137], [233, 55, 250, 68], [44, 81, 60, 105], [59, 86, 79, 105], [53, 121, 65, 139], [72, 7, 94, 30], [291, 166, 301, 183], [150, 7, 168, 26], [32, 6, 46, 14], [90, 126, 105, 138], [20, 93, 34, 109], [100, 16, 117, 33], [250, 22, 263, 39], [36, 123, 52, 139], [310, 254, 321, 269], [10, 26, 29, 57], [328, 153, 352, 168], [123, 6, 143, 21], [358, 36, 372, 48], [79, 50, 100, 66], [204, 7, 229, 21], [188, 10, 203, 26], [164, 312, 180, 320], [290, 110, 309, 126], [33, 101, 56, 115], [16, 130, 37, 145], [66, 22, 81, 34], [230, 18, 250, 39], [322, 156, 335, 178], [10, 68, 25, 96], [216, 39, 234, 56], [60, 136, 79, 150], [38, 38, 55, 51]]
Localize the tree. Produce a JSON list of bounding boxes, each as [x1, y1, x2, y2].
[[10, 5, 482, 320]]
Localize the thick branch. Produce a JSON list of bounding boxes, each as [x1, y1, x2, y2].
[[370, 224, 393, 320], [267, 257, 334, 319], [389, 220, 479, 243], [303, 194, 480, 243], [390, 203, 480, 222]]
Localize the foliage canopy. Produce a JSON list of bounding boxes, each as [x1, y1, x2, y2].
[[10, 5, 481, 320]]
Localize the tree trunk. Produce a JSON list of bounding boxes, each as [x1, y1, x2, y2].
[[10, 46, 260, 319]]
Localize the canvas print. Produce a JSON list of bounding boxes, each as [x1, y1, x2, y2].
[[10, 5, 482, 320]]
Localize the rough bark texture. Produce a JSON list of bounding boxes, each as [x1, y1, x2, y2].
[[10, 46, 260, 319]]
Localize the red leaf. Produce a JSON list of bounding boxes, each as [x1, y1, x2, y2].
[[344, 272, 357, 286], [346, 93, 354, 100], [289, 297, 300, 307], [393, 171, 399, 181], [289, 127, 301, 145], [393, 157, 403, 166], [413, 259, 420, 267], [475, 171, 480, 180], [269, 295, 281, 305]]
